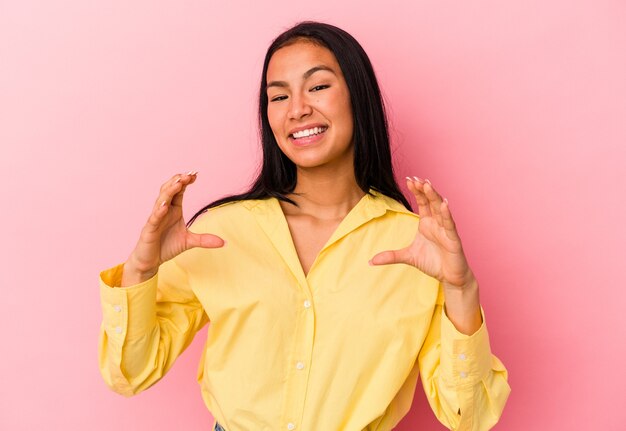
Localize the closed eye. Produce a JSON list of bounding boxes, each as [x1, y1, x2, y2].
[[269, 85, 329, 102], [310, 85, 330, 92]]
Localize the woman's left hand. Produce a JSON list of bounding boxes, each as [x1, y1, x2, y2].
[[370, 177, 482, 334], [370, 177, 475, 291]]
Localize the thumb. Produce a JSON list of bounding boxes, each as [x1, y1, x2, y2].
[[186, 232, 226, 250], [369, 248, 412, 266]]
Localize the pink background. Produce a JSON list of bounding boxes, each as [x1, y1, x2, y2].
[[1, 0, 624, 429]]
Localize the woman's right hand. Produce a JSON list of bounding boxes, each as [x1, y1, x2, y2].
[[121, 171, 226, 287]]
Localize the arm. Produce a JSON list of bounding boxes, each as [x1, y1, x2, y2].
[[370, 177, 510, 429], [98, 258, 208, 396], [97, 171, 223, 396], [418, 288, 510, 430]]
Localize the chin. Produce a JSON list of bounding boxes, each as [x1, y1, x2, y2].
[[292, 159, 326, 169]]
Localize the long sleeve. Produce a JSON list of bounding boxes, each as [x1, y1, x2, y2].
[[418, 291, 510, 431], [97, 257, 209, 397]]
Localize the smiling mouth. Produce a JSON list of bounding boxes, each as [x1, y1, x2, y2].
[[289, 126, 328, 140]]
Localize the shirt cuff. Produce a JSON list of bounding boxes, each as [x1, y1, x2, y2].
[[439, 305, 493, 388], [99, 263, 158, 341]]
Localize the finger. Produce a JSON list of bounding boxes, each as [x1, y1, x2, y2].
[[160, 173, 184, 192], [406, 177, 431, 217], [423, 180, 444, 225], [171, 171, 198, 208], [369, 247, 413, 266], [440, 199, 461, 243], [156, 170, 198, 210], [146, 171, 198, 233], [186, 232, 226, 249], [144, 199, 170, 234], [154, 171, 195, 207]]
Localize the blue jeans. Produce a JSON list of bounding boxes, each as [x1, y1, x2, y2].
[[214, 423, 226, 431]]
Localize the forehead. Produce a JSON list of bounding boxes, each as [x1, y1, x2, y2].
[[266, 41, 341, 80]]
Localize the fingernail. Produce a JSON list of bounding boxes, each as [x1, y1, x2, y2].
[[443, 198, 448, 204], [175, 178, 181, 183], [192, 171, 198, 175], [413, 176, 422, 183], [187, 170, 193, 175], [405, 176, 413, 181], [160, 201, 166, 207], [425, 178, 432, 185]]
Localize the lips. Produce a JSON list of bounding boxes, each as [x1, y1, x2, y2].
[[288, 126, 328, 147], [288, 124, 328, 139]]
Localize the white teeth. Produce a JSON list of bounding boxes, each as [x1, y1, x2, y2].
[[292, 127, 326, 139]]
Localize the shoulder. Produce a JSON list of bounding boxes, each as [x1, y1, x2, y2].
[[368, 190, 420, 225], [188, 198, 272, 234]]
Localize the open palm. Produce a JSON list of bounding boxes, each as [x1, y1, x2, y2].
[[371, 177, 474, 290], [126, 171, 225, 282]]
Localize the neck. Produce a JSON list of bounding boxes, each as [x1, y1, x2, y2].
[[283, 166, 366, 220]]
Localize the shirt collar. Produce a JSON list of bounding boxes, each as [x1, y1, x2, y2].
[[242, 190, 415, 284], [242, 189, 414, 220]]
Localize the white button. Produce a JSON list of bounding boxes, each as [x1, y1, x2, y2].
[[287, 423, 295, 430], [114, 326, 123, 334], [296, 361, 305, 370], [460, 371, 468, 378], [303, 300, 311, 309], [458, 353, 466, 360], [113, 305, 122, 313]]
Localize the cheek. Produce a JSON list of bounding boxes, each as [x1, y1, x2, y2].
[[338, 100, 354, 136], [267, 110, 287, 150], [266, 109, 282, 136], [335, 90, 353, 125]]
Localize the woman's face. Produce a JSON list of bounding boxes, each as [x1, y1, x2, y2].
[[266, 40, 354, 171]]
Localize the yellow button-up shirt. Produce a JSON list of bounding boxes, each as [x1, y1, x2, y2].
[[98, 191, 510, 431]]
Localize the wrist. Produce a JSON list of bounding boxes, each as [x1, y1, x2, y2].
[[442, 278, 482, 335], [442, 268, 477, 292], [121, 255, 158, 287]]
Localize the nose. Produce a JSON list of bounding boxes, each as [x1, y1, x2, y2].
[[287, 93, 312, 120]]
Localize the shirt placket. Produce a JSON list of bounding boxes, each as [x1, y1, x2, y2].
[[280, 279, 316, 431], [249, 197, 386, 430]]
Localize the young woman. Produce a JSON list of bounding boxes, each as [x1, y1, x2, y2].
[[98, 21, 510, 431]]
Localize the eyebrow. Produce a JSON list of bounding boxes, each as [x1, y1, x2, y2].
[[266, 65, 336, 90]]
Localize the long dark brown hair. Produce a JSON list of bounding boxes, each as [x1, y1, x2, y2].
[[187, 21, 410, 227]]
